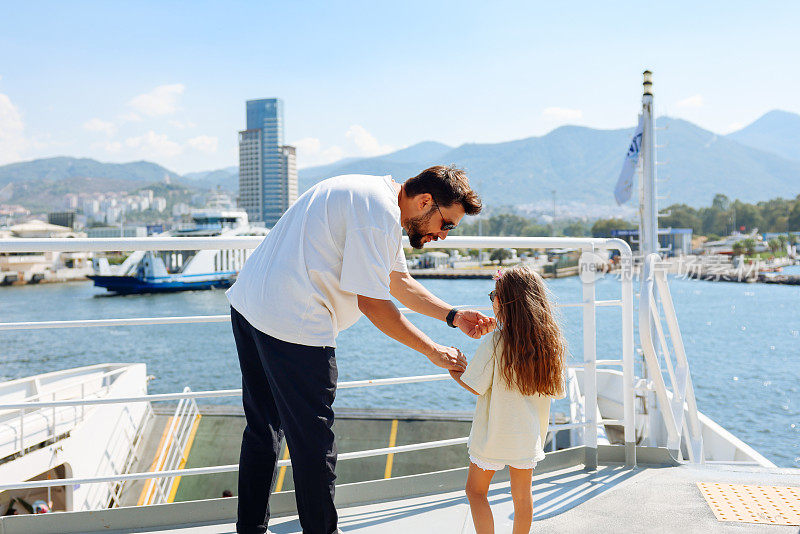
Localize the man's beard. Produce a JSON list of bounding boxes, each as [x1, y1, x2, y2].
[[405, 207, 436, 249]]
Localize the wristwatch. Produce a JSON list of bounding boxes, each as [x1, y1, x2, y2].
[[446, 308, 459, 328]]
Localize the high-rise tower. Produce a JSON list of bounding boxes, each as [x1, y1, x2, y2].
[[238, 98, 297, 226]]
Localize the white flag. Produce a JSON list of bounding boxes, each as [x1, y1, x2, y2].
[[614, 115, 644, 205]]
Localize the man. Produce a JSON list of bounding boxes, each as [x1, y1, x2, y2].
[[226, 165, 496, 534]]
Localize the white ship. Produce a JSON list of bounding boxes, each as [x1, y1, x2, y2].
[[88, 208, 267, 294], [703, 229, 768, 255]]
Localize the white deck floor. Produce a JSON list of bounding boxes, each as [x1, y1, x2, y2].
[[71, 463, 800, 534]]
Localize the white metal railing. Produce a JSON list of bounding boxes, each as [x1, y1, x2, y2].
[[0, 367, 130, 460], [0, 301, 627, 331], [0, 235, 637, 497], [0, 373, 622, 492], [639, 253, 703, 463], [138, 388, 200, 506], [110, 403, 153, 508]]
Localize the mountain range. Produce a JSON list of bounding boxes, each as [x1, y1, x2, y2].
[[727, 110, 800, 162], [2, 110, 799, 212]]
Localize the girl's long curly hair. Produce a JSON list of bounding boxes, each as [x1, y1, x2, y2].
[[493, 265, 566, 396]]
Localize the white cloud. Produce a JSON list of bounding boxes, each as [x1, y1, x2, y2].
[[0, 93, 26, 164], [118, 111, 142, 122], [92, 140, 123, 153], [83, 118, 116, 136], [725, 121, 744, 134], [291, 136, 346, 168], [169, 119, 196, 129], [289, 126, 394, 169], [675, 94, 704, 109], [124, 130, 182, 157], [127, 84, 185, 117], [293, 137, 322, 154], [324, 145, 346, 160], [187, 135, 218, 153], [345, 124, 394, 157], [542, 107, 583, 121]]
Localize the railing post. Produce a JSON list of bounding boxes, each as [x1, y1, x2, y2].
[[52, 391, 56, 440], [581, 247, 598, 471], [620, 250, 637, 468], [19, 408, 25, 456]]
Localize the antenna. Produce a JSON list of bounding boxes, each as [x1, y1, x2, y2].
[[639, 69, 659, 258]]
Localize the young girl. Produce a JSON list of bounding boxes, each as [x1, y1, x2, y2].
[[450, 265, 566, 534]]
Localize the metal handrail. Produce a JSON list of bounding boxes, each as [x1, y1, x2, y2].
[[0, 235, 637, 497], [0, 420, 597, 492], [639, 253, 703, 463], [0, 366, 127, 407], [0, 300, 627, 332], [0, 366, 616, 411], [0, 374, 451, 410], [0, 235, 619, 253]]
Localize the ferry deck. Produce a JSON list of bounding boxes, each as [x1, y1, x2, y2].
[[1, 235, 798, 533]]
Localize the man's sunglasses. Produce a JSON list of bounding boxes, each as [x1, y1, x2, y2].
[[432, 199, 458, 231]]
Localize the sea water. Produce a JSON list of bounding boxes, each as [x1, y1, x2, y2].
[[0, 274, 797, 467]]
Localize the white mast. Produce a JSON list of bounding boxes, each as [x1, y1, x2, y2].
[[640, 70, 659, 258]]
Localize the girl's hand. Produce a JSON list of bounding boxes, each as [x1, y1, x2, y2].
[[449, 369, 464, 380], [453, 310, 497, 339]]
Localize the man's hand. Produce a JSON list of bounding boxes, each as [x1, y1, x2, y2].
[[448, 364, 478, 395], [427, 344, 467, 371], [453, 310, 497, 339]]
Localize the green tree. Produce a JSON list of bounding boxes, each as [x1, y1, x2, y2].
[[591, 218, 635, 238], [522, 222, 553, 236], [490, 248, 513, 262], [699, 206, 731, 236], [660, 204, 702, 233], [712, 194, 731, 211], [741, 238, 756, 256], [563, 220, 589, 237], [732, 201, 763, 232], [788, 200, 800, 232], [756, 197, 794, 232], [487, 214, 530, 236]]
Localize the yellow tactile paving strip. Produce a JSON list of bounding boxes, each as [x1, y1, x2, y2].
[[697, 482, 800, 526]]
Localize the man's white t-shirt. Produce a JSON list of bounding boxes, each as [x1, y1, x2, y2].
[[226, 174, 408, 347]]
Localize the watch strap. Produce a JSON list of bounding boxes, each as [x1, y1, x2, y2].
[[446, 308, 459, 328]]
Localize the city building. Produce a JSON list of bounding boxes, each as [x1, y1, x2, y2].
[[64, 194, 79, 210], [172, 203, 191, 217], [85, 226, 148, 239], [0, 221, 92, 284], [610, 228, 693, 257], [48, 211, 77, 229], [238, 98, 297, 226]]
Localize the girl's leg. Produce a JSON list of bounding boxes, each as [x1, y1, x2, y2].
[[466, 462, 496, 534], [508, 467, 534, 534]]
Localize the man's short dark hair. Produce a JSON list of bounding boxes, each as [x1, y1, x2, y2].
[[404, 165, 482, 215]]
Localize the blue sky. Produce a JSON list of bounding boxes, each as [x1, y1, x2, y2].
[[1, 1, 799, 174]]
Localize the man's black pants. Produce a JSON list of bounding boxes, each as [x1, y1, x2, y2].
[[231, 307, 338, 534]]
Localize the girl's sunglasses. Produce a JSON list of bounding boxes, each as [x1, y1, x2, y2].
[[488, 290, 496, 302]]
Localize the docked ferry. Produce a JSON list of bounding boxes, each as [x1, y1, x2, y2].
[[87, 208, 267, 294]]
